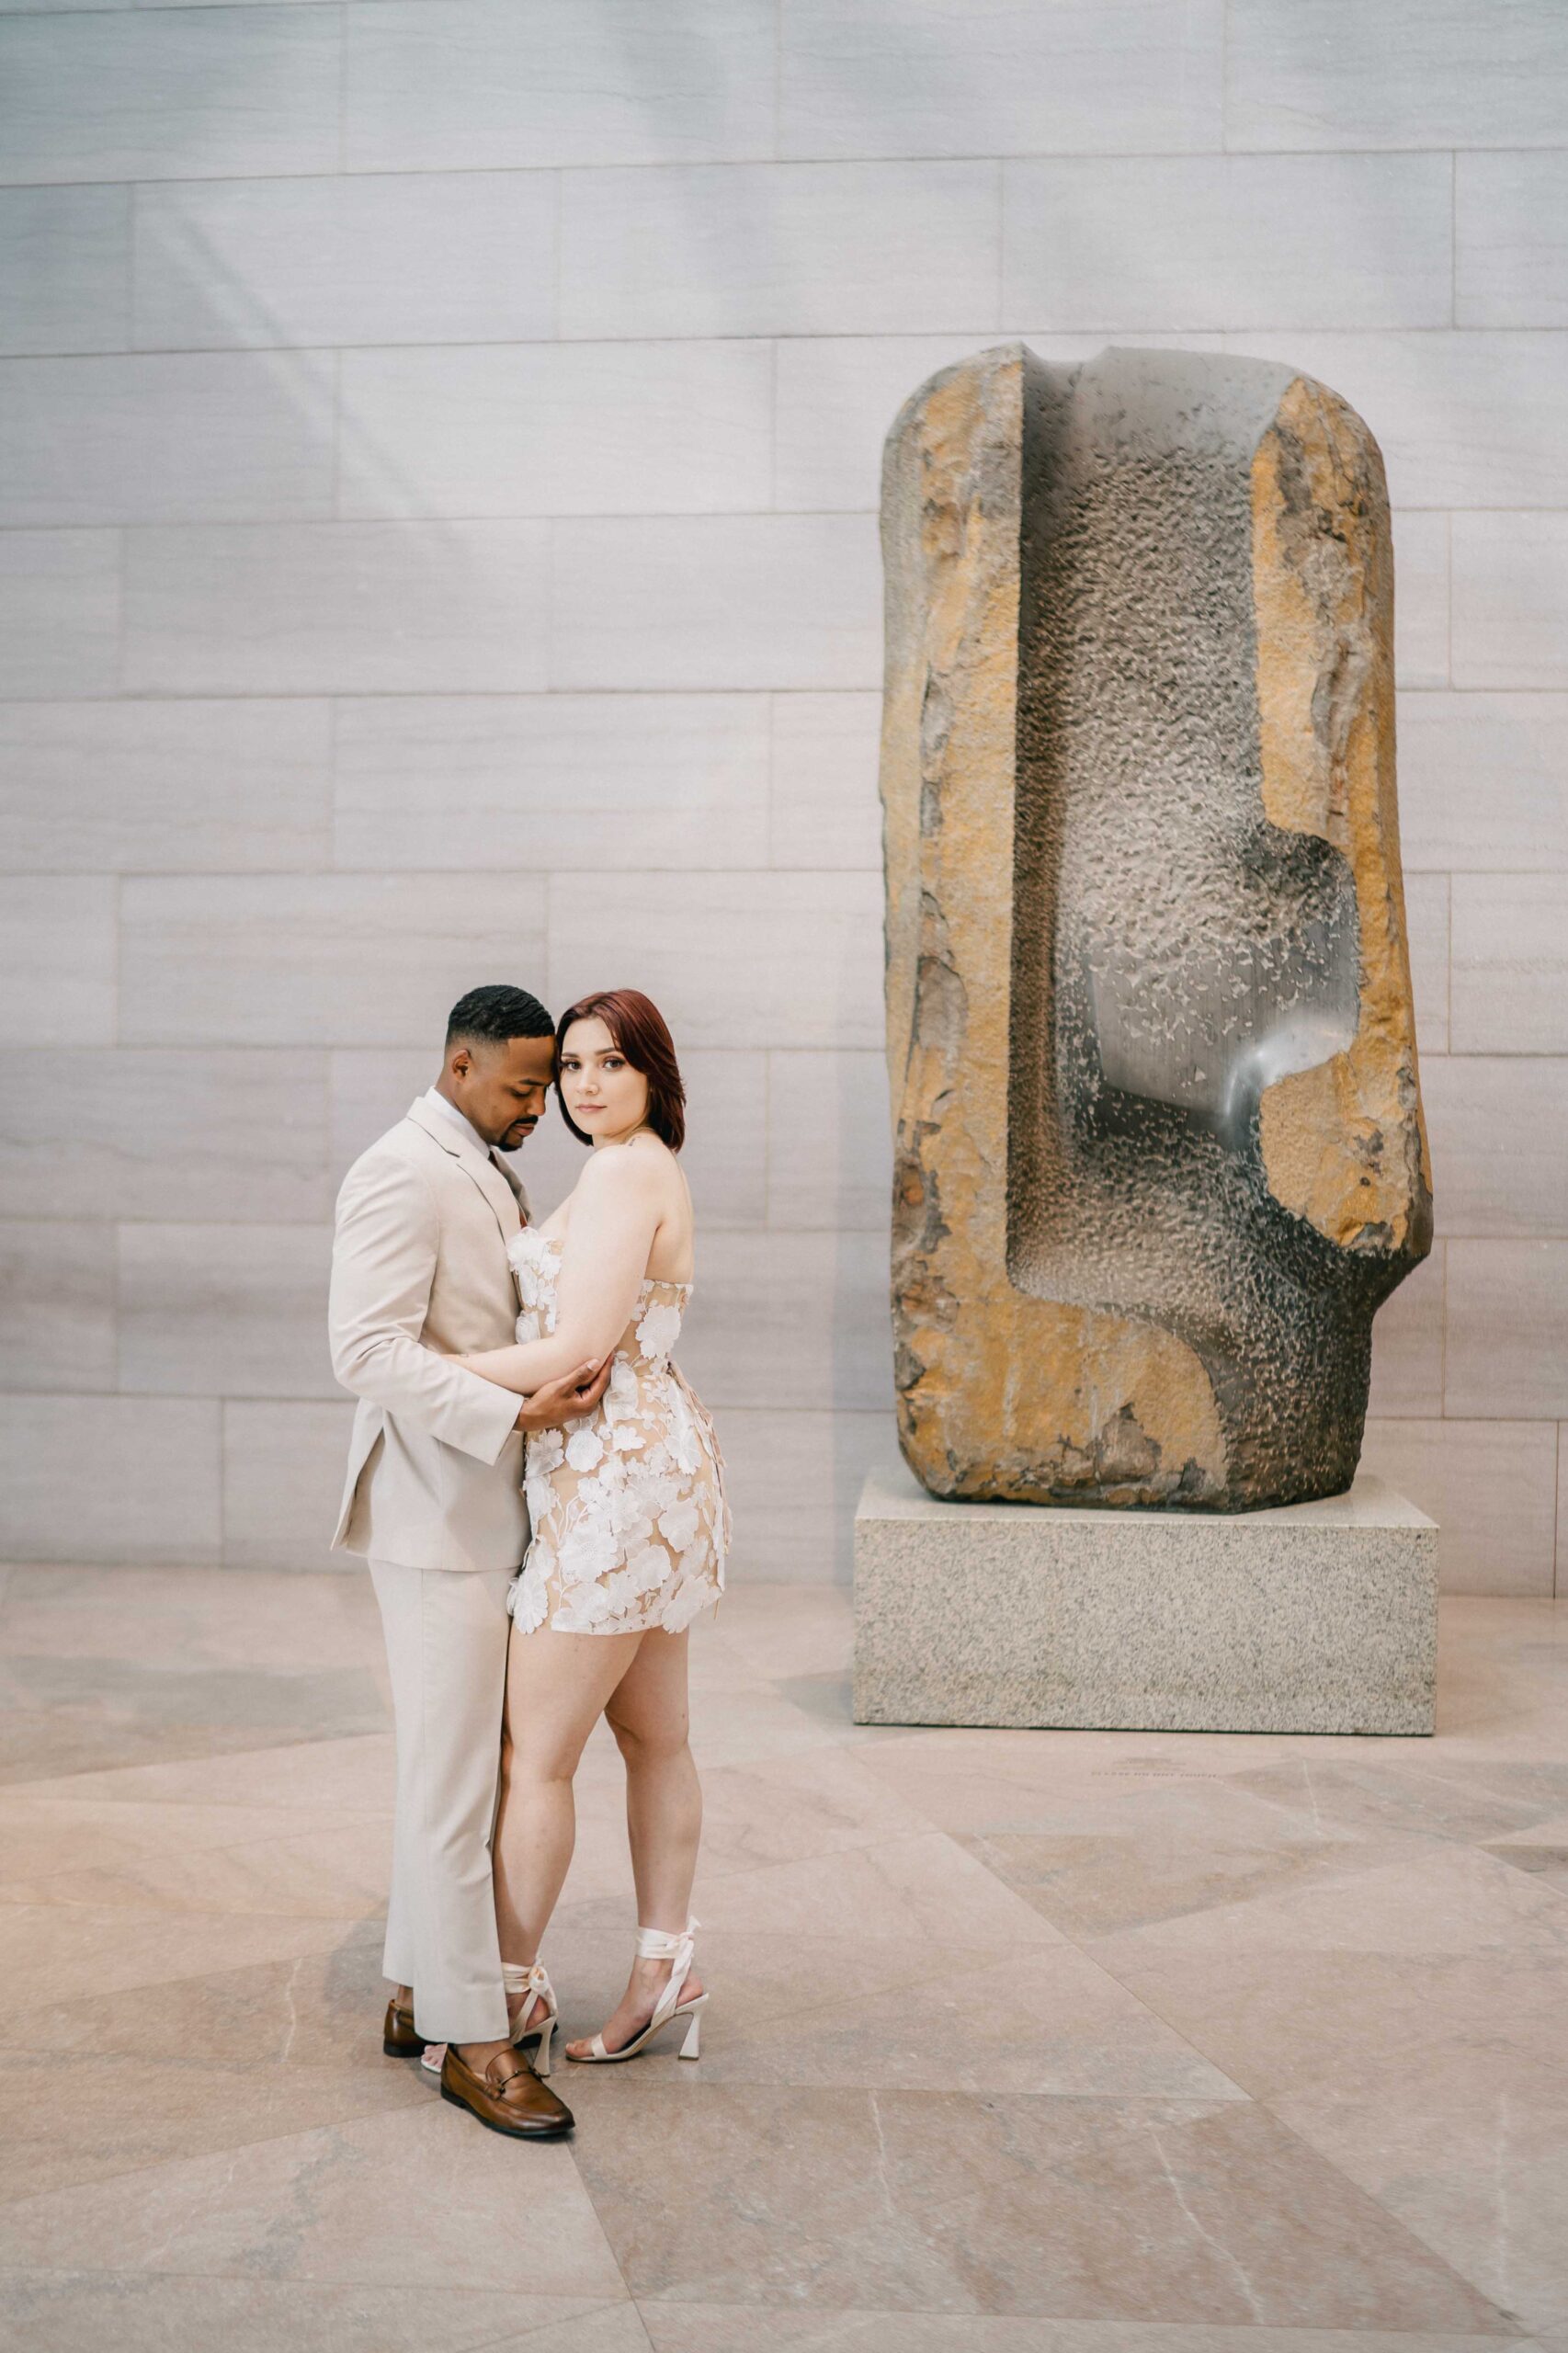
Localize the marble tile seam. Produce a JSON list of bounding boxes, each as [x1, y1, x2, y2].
[[0, 2273, 647, 2340], [0, 148, 1499, 188], [0, 2083, 443, 2233], [23, 329, 1568, 381], [1239, 2101, 1539, 2335], [0, 1772, 1007, 1917], [280, 311, 1516, 351], [5, 1734, 394, 1808], [464, 2295, 647, 2353], [738, 1766, 1276, 2094], [3, 677, 1551, 700], [0, 1820, 395, 1909], [626, 2320, 1526, 2351], [97, 498, 1501, 521], [1001, 1927, 1264, 2111]]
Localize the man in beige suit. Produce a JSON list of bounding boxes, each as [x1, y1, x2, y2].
[[329, 984, 607, 2139]]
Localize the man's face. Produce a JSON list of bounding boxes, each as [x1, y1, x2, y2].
[[448, 1033, 555, 1150]]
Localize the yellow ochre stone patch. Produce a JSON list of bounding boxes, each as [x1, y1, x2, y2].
[[1253, 376, 1432, 1256]]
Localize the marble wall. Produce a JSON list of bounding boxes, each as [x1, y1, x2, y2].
[[0, 0, 1563, 1592]]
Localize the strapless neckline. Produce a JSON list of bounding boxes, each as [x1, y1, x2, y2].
[[513, 1223, 693, 1297]]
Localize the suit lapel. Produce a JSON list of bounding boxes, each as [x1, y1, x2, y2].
[[405, 1097, 523, 1260]]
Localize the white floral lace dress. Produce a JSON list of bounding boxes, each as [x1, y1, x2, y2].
[[506, 1224, 730, 1636]]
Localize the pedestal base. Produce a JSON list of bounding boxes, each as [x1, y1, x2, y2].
[[853, 1461, 1437, 1734]]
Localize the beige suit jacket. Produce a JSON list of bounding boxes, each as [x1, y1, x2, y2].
[[329, 1098, 530, 1573]]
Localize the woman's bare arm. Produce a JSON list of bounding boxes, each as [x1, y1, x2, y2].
[[459, 1150, 662, 1394]]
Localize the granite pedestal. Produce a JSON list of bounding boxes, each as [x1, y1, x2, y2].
[[854, 1462, 1437, 1734]]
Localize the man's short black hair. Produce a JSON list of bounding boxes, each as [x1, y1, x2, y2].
[[446, 984, 554, 1051]]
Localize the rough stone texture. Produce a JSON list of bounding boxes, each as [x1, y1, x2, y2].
[[854, 1461, 1437, 1733], [881, 344, 1432, 1511]]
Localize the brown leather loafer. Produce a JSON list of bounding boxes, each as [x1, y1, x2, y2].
[[382, 1996, 426, 2059], [440, 2043, 574, 2139]]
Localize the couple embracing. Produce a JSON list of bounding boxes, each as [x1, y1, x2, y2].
[[328, 983, 729, 2141]]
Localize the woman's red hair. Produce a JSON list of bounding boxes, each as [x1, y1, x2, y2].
[[555, 989, 686, 1153]]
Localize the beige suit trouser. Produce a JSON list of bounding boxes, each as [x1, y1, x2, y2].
[[370, 1556, 513, 2045]]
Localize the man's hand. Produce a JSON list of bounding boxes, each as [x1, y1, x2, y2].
[[515, 1358, 611, 1432]]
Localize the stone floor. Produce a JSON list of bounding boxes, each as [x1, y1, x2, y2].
[[0, 1565, 1565, 2352]]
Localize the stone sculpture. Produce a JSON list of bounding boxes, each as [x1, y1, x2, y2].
[[881, 345, 1432, 1512]]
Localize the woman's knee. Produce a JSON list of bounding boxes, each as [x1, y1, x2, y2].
[[507, 1731, 587, 1789], [608, 1705, 689, 1768]]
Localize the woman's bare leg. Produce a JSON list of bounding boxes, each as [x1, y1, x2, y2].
[[566, 1627, 703, 2057], [493, 1625, 642, 2007]]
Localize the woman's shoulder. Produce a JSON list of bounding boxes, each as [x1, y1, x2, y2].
[[563, 1143, 665, 1227], [581, 1134, 678, 1192]]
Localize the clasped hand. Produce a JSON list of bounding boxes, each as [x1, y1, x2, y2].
[[514, 1357, 611, 1432]]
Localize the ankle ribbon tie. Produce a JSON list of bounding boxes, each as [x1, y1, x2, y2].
[[501, 1958, 554, 2034], [634, 1916, 699, 2027]]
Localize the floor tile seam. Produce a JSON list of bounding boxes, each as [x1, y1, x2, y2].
[[586, 2085, 1247, 2120], [0, 1812, 399, 1898], [1019, 1864, 1568, 1953], [0, 1938, 388, 2025], [546, 1929, 1050, 2005], [557, 2148, 642, 2327], [1481, 1867, 1568, 1918], [628, 2330, 1528, 2352], [0, 1892, 385, 1938], [649, 1949, 1005, 2054], [1, 1658, 390, 1709], [636, 2065, 1252, 2106], [0, 1892, 390, 1927], [696, 1804, 962, 1862], [629, 2297, 1528, 2345], [0, 1867, 392, 1909], [542, 1947, 1051, 2062], [842, 1754, 1368, 1837], [0, 2262, 631, 2312], [1, 1743, 397, 1812], [0, 1790, 381, 1829], [964, 1893, 1261, 2107], [566, 1814, 1014, 1912], [0, 2269, 640, 2328], [1149, 1779, 1506, 1854], [632, 2284, 1528, 2325], [1046, 1939, 1312, 2105], [0, 1852, 401, 1905], [449, 2289, 646, 2353], [1017, 2098, 1519, 2341], [0, 1782, 396, 1816], [877, 1811, 1084, 1919], [1268, 2098, 1568, 2313], [1074, 1931, 1512, 1987], [1382, 1755, 1568, 1825], [1074, 1926, 1568, 1969], [665, 1812, 958, 1887], [943, 1822, 1273, 1991], [955, 1827, 1448, 1943], [0, 2083, 437, 2221], [699, 1738, 948, 1810], [0, 2044, 435, 2086], [1247, 2095, 1535, 2335]]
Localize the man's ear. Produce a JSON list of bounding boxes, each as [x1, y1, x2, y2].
[[449, 1047, 472, 1080]]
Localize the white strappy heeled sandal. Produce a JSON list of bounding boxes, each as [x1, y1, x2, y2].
[[505, 1959, 559, 2075], [418, 1958, 558, 2078], [567, 1918, 707, 2064]]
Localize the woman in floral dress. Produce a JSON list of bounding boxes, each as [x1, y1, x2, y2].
[[456, 990, 728, 2070]]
